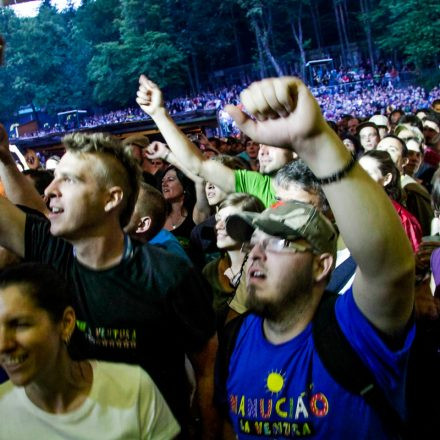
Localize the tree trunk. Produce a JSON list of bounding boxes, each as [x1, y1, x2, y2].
[[333, 0, 346, 66], [253, 22, 266, 79], [252, 18, 283, 77], [229, 3, 243, 65], [310, 1, 323, 55], [185, 62, 196, 96], [338, 2, 351, 64], [359, 0, 375, 72], [291, 4, 306, 80], [191, 52, 200, 93]]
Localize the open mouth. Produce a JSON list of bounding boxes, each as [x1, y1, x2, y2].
[[248, 268, 266, 280], [2, 353, 29, 370]]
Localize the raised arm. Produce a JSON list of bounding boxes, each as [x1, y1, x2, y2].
[[226, 77, 414, 335], [0, 125, 49, 216], [136, 75, 235, 193]]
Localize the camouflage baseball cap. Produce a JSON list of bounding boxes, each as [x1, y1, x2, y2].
[[226, 200, 338, 257]]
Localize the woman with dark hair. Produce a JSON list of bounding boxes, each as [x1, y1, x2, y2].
[[0, 263, 179, 439], [160, 165, 196, 249], [359, 150, 422, 252], [341, 133, 363, 158], [203, 193, 265, 329]]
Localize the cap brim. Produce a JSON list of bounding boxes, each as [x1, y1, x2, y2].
[[226, 213, 303, 243], [226, 213, 258, 242]]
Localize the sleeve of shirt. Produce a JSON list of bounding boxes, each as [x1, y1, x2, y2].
[[138, 369, 180, 440], [234, 170, 275, 207], [24, 214, 73, 270], [335, 288, 415, 418], [229, 276, 248, 314]]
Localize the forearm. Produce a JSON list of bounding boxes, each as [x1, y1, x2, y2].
[[152, 109, 206, 177], [296, 126, 414, 280], [0, 160, 48, 216], [193, 182, 211, 224], [0, 196, 26, 257]]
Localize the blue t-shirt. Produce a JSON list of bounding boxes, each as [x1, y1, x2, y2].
[[149, 228, 191, 264], [226, 288, 414, 439]]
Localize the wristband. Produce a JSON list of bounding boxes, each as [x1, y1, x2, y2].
[[315, 155, 356, 185]]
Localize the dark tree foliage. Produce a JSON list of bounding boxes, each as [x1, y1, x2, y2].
[[0, 0, 437, 119]]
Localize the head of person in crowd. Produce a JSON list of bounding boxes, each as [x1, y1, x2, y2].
[[24, 149, 40, 170], [161, 165, 194, 206], [376, 134, 408, 174], [215, 193, 265, 254], [359, 150, 402, 203], [398, 114, 424, 134], [416, 108, 429, 123], [124, 182, 166, 243], [389, 108, 405, 131], [243, 137, 260, 160], [432, 99, 440, 114], [369, 115, 389, 139], [357, 122, 380, 151], [22, 169, 54, 196], [0, 263, 76, 388], [393, 125, 425, 177], [347, 117, 360, 136], [122, 134, 150, 166], [228, 137, 244, 155], [274, 160, 328, 213], [226, 201, 338, 316], [341, 133, 363, 158], [44, 132, 140, 239], [422, 114, 440, 148], [258, 144, 294, 175], [205, 155, 249, 208]]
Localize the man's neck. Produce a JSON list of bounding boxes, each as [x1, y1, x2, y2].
[[72, 229, 125, 270], [263, 289, 323, 345]]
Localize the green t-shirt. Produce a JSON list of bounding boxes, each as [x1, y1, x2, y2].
[[24, 214, 216, 425], [234, 170, 276, 207]]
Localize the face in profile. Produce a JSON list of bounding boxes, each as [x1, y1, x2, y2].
[[0, 284, 67, 387], [215, 206, 242, 251], [205, 182, 227, 207], [44, 152, 110, 240], [258, 145, 292, 174]]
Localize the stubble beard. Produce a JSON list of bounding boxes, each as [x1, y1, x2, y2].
[[246, 262, 315, 324]]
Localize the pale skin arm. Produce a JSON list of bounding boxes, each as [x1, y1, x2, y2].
[[0, 124, 49, 216], [193, 180, 211, 225], [137, 75, 235, 194], [225, 77, 414, 336]]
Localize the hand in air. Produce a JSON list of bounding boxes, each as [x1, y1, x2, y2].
[[145, 141, 170, 160], [225, 77, 326, 150], [136, 75, 164, 117]]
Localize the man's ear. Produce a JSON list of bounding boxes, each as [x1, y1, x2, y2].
[[136, 216, 152, 234], [314, 253, 334, 283], [104, 186, 124, 213]]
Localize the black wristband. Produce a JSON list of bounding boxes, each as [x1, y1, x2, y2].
[[315, 155, 357, 185]]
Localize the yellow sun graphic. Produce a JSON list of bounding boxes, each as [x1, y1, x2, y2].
[[265, 371, 285, 394]]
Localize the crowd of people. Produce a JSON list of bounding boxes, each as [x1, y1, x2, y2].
[[11, 63, 440, 142], [0, 33, 439, 438]]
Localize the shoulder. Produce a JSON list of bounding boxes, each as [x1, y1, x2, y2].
[[91, 361, 149, 404]]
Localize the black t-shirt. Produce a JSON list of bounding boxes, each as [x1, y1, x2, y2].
[[25, 214, 216, 423]]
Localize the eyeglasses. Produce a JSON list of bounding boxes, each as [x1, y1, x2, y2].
[[241, 237, 314, 254]]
